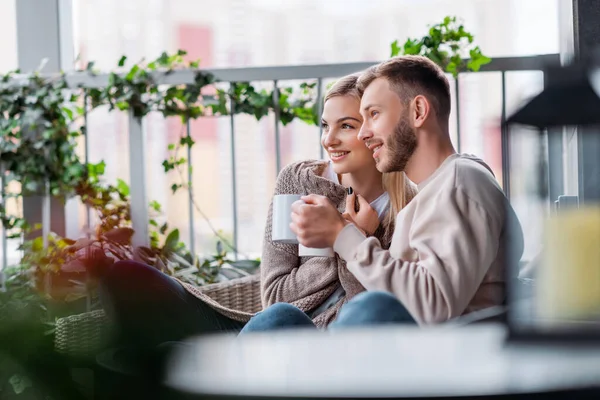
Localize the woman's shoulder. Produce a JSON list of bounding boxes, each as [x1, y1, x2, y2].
[[274, 159, 341, 197], [276, 159, 326, 185], [278, 159, 327, 178]]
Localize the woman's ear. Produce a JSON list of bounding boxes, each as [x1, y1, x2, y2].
[[412, 95, 430, 128]]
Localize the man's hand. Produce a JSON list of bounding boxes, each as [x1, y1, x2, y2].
[[343, 192, 380, 235], [290, 194, 347, 248]]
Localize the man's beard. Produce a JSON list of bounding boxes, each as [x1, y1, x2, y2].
[[378, 114, 417, 173]]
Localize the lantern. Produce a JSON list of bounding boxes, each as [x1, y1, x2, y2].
[[504, 58, 600, 341]]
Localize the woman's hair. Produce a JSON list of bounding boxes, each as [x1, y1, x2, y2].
[[325, 75, 417, 229], [324, 74, 361, 102], [382, 171, 417, 228]]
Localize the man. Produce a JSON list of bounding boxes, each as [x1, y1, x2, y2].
[[286, 55, 524, 325]]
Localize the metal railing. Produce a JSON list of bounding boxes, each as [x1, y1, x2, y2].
[[0, 53, 561, 279]]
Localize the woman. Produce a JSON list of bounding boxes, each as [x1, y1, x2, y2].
[[242, 74, 417, 331], [100, 75, 416, 351]]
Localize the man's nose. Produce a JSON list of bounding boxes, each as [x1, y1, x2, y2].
[[358, 124, 372, 142]]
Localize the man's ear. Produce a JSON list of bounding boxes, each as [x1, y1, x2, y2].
[[412, 95, 430, 128]]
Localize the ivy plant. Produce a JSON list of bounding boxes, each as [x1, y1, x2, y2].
[[0, 71, 86, 236], [391, 16, 491, 77]]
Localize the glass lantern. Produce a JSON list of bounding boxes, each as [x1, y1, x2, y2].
[[504, 58, 600, 342]]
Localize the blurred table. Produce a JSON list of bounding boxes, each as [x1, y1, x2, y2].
[[166, 324, 600, 399]]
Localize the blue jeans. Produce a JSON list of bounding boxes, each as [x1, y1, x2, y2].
[[240, 291, 416, 333]]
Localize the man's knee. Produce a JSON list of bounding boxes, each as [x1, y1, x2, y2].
[[333, 291, 416, 328], [347, 291, 402, 310]]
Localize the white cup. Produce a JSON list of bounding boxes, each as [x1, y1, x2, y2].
[[298, 244, 335, 258], [272, 194, 302, 244]]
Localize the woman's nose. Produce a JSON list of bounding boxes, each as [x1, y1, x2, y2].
[[322, 130, 339, 147]]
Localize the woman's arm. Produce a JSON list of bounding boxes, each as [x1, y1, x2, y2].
[[260, 164, 339, 308]]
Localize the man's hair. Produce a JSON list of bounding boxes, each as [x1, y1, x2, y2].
[[357, 56, 451, 123], [325, 74, 360, 102]]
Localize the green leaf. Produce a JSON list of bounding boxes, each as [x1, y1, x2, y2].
[[116, 178, 130, 196], [390, 40, 401, 57], [118, 55, 127, 67], [149, 200, 162, 212], [88, 160, 106, 177], [125, 64, 140, 82], [160, 223, 168, 235], [446, 61, 459, 77], [150, 231, 160, 248], [162, 160, 174, 172], [180, 136, 195, 147], [164, 228, 180, 251], [107, 72, 117, 86], [157, 52, 170, 66], [31, 237, 44, 251], [402, 38, 423, 55], [167, 143, 176, 151], [467, 48, 491, 72]]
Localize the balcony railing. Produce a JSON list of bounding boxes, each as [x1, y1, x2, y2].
[[0, 53, 561, 274]]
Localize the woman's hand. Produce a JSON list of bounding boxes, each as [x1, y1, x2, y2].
[[342, 191, 380, 236]]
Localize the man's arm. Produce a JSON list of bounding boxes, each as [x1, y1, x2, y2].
[[334, 187, 501, 324]]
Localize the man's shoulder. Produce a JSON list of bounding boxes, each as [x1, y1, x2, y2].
[[424, 154, 498, 191], [453, 154, 498, 185], [451, 154, 506, 211]]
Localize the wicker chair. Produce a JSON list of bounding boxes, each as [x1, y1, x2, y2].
[[54, 274, 261, 358]]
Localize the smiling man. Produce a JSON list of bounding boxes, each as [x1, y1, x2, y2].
[[287, 56, 524, 325]]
